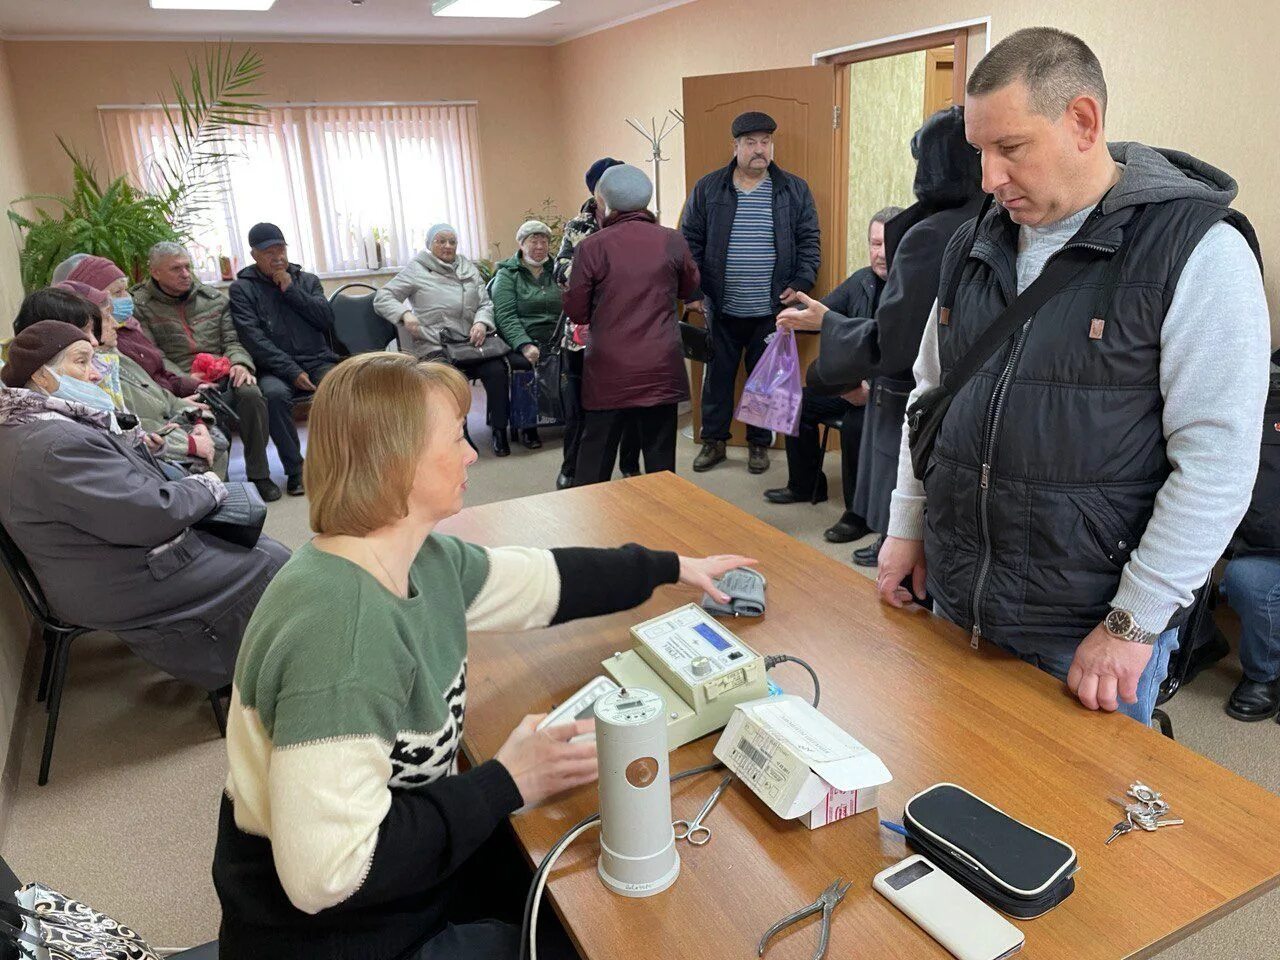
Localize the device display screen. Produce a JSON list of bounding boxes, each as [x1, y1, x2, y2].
[[615, 699, 645, 712], [886, 860, 933, 890], [694, 622, 731, 652]]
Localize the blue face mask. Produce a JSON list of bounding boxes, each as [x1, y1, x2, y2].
[[44, 366, 117, 414], [111, 295, 135, 322]]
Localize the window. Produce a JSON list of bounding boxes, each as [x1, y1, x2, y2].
[[99, 102, 489, 282]]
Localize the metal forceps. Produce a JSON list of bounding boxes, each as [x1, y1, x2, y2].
[[672, 772, 733, 846], [757, 878, 852, 960]]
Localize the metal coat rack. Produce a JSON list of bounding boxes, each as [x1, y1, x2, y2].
[[625, 108, 684, 221]]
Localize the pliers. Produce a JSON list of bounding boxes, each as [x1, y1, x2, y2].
[[757, 877, 852, 960]]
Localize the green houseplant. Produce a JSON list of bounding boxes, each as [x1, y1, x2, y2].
[[8, 43, 265, 291]]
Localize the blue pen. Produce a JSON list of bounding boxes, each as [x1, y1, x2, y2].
[[880, 819, 909, 838]]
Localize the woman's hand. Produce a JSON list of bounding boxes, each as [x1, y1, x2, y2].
[[469, 322, 488, 348], [678, 554, 759, 604], [775, 291, 828, 333], [143, 432, 165, 454], [495, 714, 598, 807], [402, 311, 423, 340], [190, 422, 216, 465], [522, 344, 542, 364]]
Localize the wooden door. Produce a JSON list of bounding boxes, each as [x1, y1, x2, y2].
[[924, 45, 956, 118], [681, 65, 838, 446]]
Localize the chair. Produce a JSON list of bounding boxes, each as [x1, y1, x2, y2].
[[1150, 575, 1217, 740], [813, 414, 845, 505], [0, 521, 226, 786], [328, 282, 397, 355]]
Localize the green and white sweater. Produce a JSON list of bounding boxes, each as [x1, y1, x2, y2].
[[212, 534, 679, 960]]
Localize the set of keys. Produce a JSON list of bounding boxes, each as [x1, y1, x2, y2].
[[1105, 782, 1184, 845]]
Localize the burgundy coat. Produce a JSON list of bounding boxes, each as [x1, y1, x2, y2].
[[117, 323, 201, 397], [563, 210, 700, 411]]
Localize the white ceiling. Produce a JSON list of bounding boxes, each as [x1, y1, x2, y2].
[[0, 0, 697, 45]]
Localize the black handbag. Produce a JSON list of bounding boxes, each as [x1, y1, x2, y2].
[[679, 319, 714, 363], [533, 314, 569, 423], [902, 783, 1078, 919], [907, 194, 1123, 480], [437, 326, 511, 364]]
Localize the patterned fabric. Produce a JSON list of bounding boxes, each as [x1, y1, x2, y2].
[[721, 175, 777, 316], [16, 882, 160, 960], [91, 350, 124, 409], [0, 384, 125, 435], [553, 197, 601, 351]]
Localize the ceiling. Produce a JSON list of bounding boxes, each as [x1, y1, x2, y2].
[[0, 0, 697, 45]]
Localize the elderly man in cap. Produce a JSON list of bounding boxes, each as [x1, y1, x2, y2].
[[681, 110, 821, 475], [229, 222, 339, 496]]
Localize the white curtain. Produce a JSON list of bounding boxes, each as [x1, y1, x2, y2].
[[99, 102, 488, 279]]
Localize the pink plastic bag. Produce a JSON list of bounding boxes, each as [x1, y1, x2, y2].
[[734, 328, 803, 436]]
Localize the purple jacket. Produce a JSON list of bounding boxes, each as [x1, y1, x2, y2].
[[563, 210, 700, 411]]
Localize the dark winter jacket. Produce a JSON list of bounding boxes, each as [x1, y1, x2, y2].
[[229, 265, 339, 383], [563, 210, 701, 410], [680, 159, 820, 314]]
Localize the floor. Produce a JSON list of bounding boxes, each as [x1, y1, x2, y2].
[[2, 395, 1278, 955]]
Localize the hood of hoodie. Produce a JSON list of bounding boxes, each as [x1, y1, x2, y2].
[[1102, 141, 1238, 214], [911, 106, 983, 207]]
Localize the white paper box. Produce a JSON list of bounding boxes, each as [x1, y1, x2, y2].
[[712, 694, 892, 830]]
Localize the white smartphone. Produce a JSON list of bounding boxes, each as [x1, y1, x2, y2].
[[873, 855, 1025, 960]]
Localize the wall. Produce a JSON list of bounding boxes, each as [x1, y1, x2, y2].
[[550, 0, 1280, 340], [2, 40, 563, 279], [846, 51, 924, 275]]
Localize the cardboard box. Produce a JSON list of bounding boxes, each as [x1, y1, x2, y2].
[[713, 694, 892, 829]]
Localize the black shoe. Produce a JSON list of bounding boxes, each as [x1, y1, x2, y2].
[[521, 428, 542, 450], [747, 444, 771, 474], [492, 431, 511, 457], [825, 514, 870, 543], [556, 471, 573, 490], [252, 478, 282, 502], [764, 487, 801, 504], [621, 471, 641, 478], [1225, 678, 1280, 722], [853, 535, 886, 567], [286, 475, 305, 497]]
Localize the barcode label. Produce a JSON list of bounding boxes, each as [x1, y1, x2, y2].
[[737, 738, 771, 772]]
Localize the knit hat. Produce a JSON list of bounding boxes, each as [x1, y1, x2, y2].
[[427, 222, 458, 244], [53, 280, 110, 309], [2, 320, 92, 388], [731, 111, 777, 138], [516, 220, 552, 245], [66, 255, 126, 292], [597, 164, 653, 213], [585, 157, 624, 194]]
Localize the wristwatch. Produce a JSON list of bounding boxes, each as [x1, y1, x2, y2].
[[1103, 608, 1156, 645]]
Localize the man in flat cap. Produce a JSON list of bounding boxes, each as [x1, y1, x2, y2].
[[681, 110, 821, 475]]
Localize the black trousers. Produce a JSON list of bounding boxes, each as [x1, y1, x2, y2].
[[562, 350, 641, 476], [701, 312, 775, 446], [783, 392, 864, 510], [451, 355, 518, 431], [226, 383, 270, 481], [574, 403, 678, 485], [258, 362, 335, 478]]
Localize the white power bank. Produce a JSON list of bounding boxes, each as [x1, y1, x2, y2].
[[873, 855, 1025, 960]]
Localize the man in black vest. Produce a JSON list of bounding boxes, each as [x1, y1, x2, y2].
[[876, 28, 1270, 725]]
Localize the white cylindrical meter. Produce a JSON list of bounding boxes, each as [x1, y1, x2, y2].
[[595, 687, 680, 897]]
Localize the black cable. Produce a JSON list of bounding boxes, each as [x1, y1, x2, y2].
[[765, 654, 821, 707], [518, 760, 726, 960]]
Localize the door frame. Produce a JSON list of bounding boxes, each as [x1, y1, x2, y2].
[[813, 18, 989, 279]]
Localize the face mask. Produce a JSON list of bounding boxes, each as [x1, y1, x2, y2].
[[44, 366, 116, 414], [111, 296, 135, 322], [524, 255, 549, 266]]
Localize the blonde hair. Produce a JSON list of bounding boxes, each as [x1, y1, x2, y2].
[[305, 353, 471, 536]]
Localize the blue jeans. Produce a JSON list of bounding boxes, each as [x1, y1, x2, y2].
[[1223, 554, 1280, 683]]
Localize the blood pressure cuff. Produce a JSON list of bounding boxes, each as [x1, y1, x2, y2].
[[701, 567, 766, 617], [903, 783, 1078, 919]]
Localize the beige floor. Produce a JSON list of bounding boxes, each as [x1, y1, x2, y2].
[[2, 403, 1278, 955]]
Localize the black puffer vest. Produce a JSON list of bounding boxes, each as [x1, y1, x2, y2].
[[923, 143, 1260, 656]]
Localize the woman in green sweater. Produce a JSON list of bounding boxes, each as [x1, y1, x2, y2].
[[213, 352, 754, 960], [491, 219, 563, 450]]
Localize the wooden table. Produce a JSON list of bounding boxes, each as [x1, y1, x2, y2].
[[439, 473, 1280, 960]]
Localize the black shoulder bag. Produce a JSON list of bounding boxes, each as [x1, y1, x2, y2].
[[906, 197, 1112, 480]]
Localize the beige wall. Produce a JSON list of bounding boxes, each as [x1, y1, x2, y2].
[[2, 39, 563, 273], [551, 0, 1280, 336]]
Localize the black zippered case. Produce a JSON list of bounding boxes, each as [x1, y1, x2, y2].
[[902, 783, 1078, 919]]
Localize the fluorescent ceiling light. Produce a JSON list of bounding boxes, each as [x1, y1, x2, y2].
[[150, 0, 276, 9], [432, 0, 560, 18]]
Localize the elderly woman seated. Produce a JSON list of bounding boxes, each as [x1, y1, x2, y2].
[[373, 224, 518, 456], [0, 320, 289, 692]]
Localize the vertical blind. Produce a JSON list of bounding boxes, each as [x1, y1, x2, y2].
[[99, 102, 489, 280]]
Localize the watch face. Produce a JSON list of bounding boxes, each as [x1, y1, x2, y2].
[[1107, 609, 1134, 635]]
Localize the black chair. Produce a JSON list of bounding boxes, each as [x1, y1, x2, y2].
[[1150, 575, 1217, 740], [328, 282, 397, 355], [813, 414, 845, 505], [0, 521, 226, 786]]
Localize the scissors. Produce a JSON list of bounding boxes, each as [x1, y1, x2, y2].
[[757, 877, 852, 960], [672, 772, 734, 846]]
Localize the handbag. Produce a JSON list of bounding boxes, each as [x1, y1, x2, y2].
[[679, 320, 713, 363], [533, 314, 569, 424], [2, 883, 162, 960], [906, 194, 1127, 480], [902, 784, 1077, 919], [437, 326, 511, 364], [194, 481, 267, 548]]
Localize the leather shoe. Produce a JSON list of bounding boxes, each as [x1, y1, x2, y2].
[[748, 444, 770, 474], [492, 431, 511, 457], [693, 440, 726, 472], [853, 534, 886, 567], [764, 487, 800, 504], [521, 428, 542, 449], [555, 470, 573, 490], [252, 478, 282, 502], [1225, 677, 1280, 722], [825, 514, 870, 543], [286, 475, 305, 497]]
